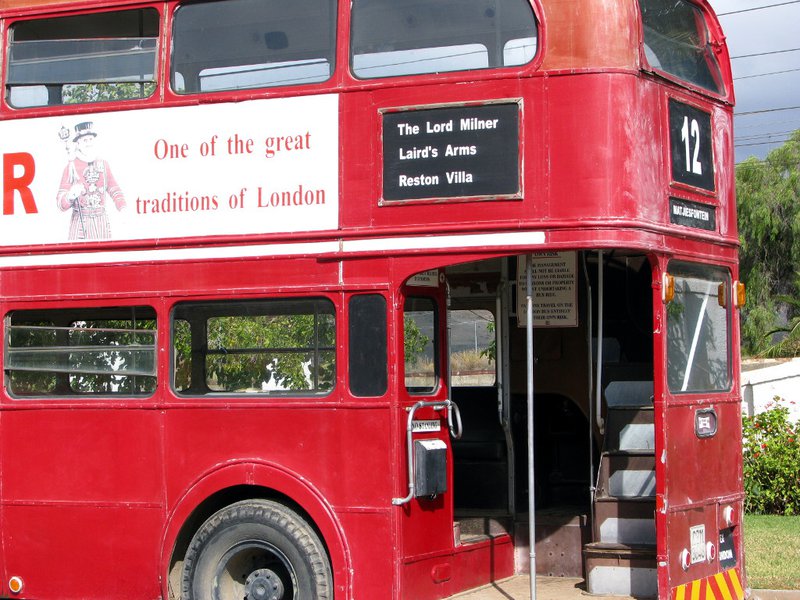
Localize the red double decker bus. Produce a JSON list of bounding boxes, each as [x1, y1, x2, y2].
[[0, 0, 745, 598]]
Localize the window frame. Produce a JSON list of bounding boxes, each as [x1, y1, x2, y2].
[[3, 304, 158, 399], [168, 0, 338, 96], [403, 295, 440, 395], [348, 293, 388, 398], [665, 261, 732, 395], [348, 0, 540, 81], [4, 6, 161, 109], [170, 296, 337, 398], [638, 0, 727, 98]]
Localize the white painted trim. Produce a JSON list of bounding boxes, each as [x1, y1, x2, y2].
[[342, 231, 545, 253], [0, 231, 546, 269]]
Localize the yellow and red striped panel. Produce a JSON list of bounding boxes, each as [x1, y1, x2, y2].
[[672, 569, 745, 600]]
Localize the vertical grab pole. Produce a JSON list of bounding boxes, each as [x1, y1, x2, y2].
[[526, 255, 537, 600], [595, 250, 605, 434]]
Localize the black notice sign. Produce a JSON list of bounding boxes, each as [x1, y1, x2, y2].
[[669, 99, 715, 192], [670, 197, 716, 231], [382, 103, 520, 201], [719, 528, 737, 570]]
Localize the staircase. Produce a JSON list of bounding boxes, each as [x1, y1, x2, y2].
[[584, 381, 658, 597]]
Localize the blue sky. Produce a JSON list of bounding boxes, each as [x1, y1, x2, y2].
[[707, 0, 800, 163]]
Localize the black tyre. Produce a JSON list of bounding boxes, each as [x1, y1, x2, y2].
[[181, 500, 332, 600]]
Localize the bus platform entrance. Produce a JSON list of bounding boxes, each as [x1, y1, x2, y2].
[[448, 575, 637, 600]]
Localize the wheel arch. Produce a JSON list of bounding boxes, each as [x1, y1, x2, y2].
[[162, 461, 350, 599]]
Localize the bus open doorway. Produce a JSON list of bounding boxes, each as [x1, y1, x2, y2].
[[440, 251, 655, 591]]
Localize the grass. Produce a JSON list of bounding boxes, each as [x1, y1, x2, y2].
[[744, 514, 800, 590]]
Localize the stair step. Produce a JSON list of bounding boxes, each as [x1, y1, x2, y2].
[[594, 498, 656, 546], [454, 516, 512, 546], [605, 407, 655, 452], [584, 542, 656, 556], [583, 542, 658, 597], [597, 454, 655, 499], [604, 381, 654, 408]]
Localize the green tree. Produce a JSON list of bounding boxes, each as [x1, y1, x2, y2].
[[174, 307, 335, 394], [403, 315, 430, 366], [62, 82, 155, 105], [736, 130, 800, 356], [762, 295, 800, 358]]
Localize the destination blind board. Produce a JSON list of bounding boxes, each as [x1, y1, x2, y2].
[[382, 103, 520, 202]]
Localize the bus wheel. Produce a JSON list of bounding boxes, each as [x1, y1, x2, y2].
[[181, 499, 332, 600]]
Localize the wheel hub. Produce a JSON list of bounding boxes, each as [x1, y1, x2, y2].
[[244, 568, 285, 600]]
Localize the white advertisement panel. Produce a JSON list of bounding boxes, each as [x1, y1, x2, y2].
[[1, 94, 339, 247]]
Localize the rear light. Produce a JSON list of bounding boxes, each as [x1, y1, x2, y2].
[[734, 280, 746, 308], [8, 576, 24, 594], [706, 541, 716, 563], [680, 548, 691, 571], [723, 505, 735, 527], [663, 273, 675, 303]]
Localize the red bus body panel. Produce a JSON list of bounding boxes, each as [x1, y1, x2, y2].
[[0, 0, 743, 598]]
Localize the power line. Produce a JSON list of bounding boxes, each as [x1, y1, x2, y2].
[[735, 138, 791, 147], [734, 67, 800, 80], [736, 129, 798, 141], [718, 1, 800, 16], [737, 105, 800, 116], [737, 118, 800, 131], [731, 47, 800, 59]]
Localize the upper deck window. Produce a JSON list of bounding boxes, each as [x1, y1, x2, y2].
[[350, 0, 538, 79], [6, 9, 159, 108], [639, 0, 723, 94], [171, 0, 336, 94]]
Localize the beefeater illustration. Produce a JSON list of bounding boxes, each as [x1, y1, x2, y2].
[[56, 121, 126, 240]]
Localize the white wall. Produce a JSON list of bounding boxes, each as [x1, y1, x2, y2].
[[741, 358, 800, 422]]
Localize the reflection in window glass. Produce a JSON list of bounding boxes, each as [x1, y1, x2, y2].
[[6, 9, 159, 107], [404, 297, 438, 393], [172, 298, 335, 395], [353, 45, 489, 78], [171, 0, 336, 94], [449, 309, 495, 387], [5, 306, 157, 397], [351, 0, 538, 79], [667, 263, 730, 392], [639, 0, 723, 94]]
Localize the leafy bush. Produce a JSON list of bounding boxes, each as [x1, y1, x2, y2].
[[743, 398, 800, 515]]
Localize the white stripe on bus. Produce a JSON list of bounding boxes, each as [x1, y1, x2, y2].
[[0, 231, 545, 268]]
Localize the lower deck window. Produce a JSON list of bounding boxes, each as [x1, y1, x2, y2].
[[404, 297, 438, 393], [666, 263, 730, 392], [4, 306, 156, 397], [172, 298, 335, 395]]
